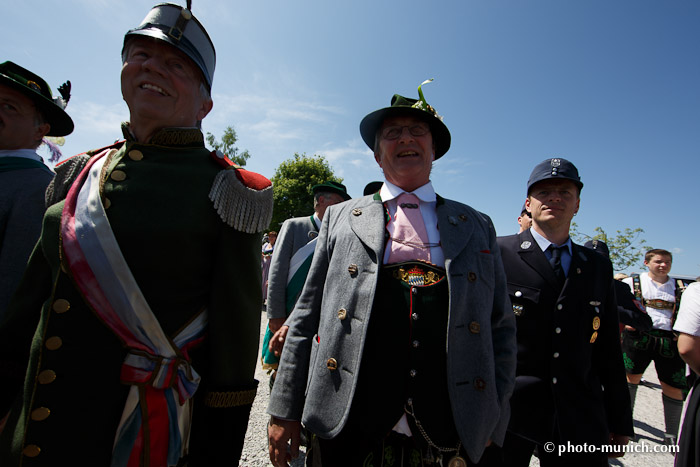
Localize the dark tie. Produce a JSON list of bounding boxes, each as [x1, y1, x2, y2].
[[548, 245, 565, 282]]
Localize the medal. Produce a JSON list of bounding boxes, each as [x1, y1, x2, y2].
[[592, 316, 600, 330], [448, 456, 468, 467], [590, 331, 598, 343]]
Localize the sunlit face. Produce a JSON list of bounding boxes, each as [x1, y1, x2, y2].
[[316, 192, 346, 219], [121, 37, 212, 132], [526, 179, 580, 231], [268, 233, 277, 245], [518, 211, 532, 232], [645, 254, 672, 278], [0, 84, 49, 150], [374, 115, 434, 192]]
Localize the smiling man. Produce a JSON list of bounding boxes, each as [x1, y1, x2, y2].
[[494, 158, 633, 466], [0, 3, 272, 466], [267, 84, 516, 466]]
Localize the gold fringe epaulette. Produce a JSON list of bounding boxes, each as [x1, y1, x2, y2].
[[208, 151, 273, 233], [45, 153, 91, 208], [45, 141, 124, 208]]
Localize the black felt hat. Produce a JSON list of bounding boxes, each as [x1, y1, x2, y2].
[[360, 80, 451, 159], [0, 61, 73, 136], [124, 3, 216, 90], [312, 181, 351, 201]]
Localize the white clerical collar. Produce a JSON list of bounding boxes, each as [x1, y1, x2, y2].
[[380, 180, 436, 203], [530, 227, 572, 255], [0, 149, 43, 162]]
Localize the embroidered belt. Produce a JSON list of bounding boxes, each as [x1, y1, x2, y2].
[[644, 298, 675, 310], [391, 262, 445, 287]]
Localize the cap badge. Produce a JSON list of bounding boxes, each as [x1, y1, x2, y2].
[[551, 158, 561, 168], [26, 80, 41, 92]]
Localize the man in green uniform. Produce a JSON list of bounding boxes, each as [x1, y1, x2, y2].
[[0, 3, 272, 466]]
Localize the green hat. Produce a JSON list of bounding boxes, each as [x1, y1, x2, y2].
[[360, 79, 451, 159], [0, 61, 74, 136], [312, 181, 351, 201], [124, 3, 216, 90]]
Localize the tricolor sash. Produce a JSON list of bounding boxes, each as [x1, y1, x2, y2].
[[60, 149, 207, 467], [261, 238, 317, 369]]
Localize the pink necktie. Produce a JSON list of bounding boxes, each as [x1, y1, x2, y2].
[[388, 192, 431, 264]]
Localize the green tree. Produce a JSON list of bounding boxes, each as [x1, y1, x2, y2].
[[206, 126, 251, 166], [571, 222, 648, 271], [269, 153, 343, 229]]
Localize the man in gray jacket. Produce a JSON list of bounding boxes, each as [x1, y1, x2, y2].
[[0, 61, 73, 321], [267, 82, 516, 466]]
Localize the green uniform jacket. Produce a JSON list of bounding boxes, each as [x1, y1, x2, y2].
[[0, 126, 271, 466]]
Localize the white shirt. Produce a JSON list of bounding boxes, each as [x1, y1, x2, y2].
[[529, 228, 573, 277], [380, 180, 445, 268], [674, 282, 700, 337], [623, 272, 676, 331]]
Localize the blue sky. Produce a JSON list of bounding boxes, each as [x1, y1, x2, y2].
[[4, 0, 699, 276]]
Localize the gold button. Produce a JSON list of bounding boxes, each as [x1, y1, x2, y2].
[[45, 336, 63, 350], [337, 308, 347, 320], [22, 445, 41, 457], [181, 8, 192, 19], [469, 321, 480, 334], [104, 197, 111, 209], [52, 299, 70, 313], [31, 407, 50, 421], [128, 149, 144, 161], [468, 272, 477, 282], [347, 264, 358, 276], [37, 370, 57, 385], [352, 208, 362, 216], [326, 358, 338, 371], [110, 170, 126, 181]]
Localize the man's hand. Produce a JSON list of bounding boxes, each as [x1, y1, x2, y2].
[[607, 433, 630, 458], [269, 317, 286, 333], [624, 325, 636, 332], [269, 326, 290, 357], [268, 416, 301, 467]]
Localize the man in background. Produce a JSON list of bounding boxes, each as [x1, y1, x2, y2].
[[0, 61, 73, 321]]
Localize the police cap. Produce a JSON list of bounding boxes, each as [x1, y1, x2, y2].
[[526, 158, 583, 194]]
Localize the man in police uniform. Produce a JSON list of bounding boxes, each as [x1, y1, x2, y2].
[[0, 3, 272, 466], [268, 83, 516, 466], [622, 248, 686, 445], [495, 158, 633, 466], [517, 202, 531, 233], [0, 62, 73, 321]]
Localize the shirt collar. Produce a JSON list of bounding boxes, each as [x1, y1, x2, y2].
[[380, 180, 436, 203], [0, 149, 42, 162], [312, 213, 321, 230], [530, 227, 572, 255]]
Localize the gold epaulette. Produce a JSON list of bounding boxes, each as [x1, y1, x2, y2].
[[45, 141, 124, 208], [45, 153, 91, 208], [208, 151, 273, 234], [204, 388, 257, 408]]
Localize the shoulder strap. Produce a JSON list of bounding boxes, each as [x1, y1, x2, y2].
[[632, 274, 643, 302]]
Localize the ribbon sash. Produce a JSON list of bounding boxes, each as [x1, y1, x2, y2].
[[61, 149, 206, 466]]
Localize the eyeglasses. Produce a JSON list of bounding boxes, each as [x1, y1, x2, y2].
[[381, 123, 430, 140]]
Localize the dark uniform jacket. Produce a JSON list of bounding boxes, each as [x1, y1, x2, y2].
[[0, 126, 271, 466], [497, 229, 634, 446]]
